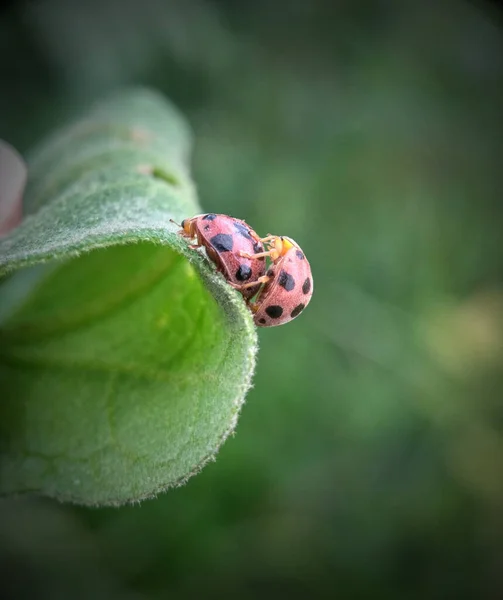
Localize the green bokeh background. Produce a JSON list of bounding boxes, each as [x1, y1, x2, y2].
[[2, 0, 503, 597]]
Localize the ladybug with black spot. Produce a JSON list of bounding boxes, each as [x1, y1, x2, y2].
[[174, 213, 266, 299], [234, 235, 313, 327]]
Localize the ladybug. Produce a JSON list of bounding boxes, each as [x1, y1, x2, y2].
[[174, 213, 266, 299], [234, 235, 313, 327]]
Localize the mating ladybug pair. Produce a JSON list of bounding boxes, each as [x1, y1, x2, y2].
[[174, 213, 313, 327]]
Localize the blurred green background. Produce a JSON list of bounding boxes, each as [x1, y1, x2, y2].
[[2, 0, 503, 597]]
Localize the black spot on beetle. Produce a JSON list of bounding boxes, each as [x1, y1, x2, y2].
[[290, 303, 305, 318], [203, 213, 217, 221], [278, 270, 295, 291], [296, 250, 305, 260], [259, 318, 266, 324], [236, 264, 252, 281], [234, 221, 252, 240], [210, 233, 233, 252], [302, 277, 311, 294], [266, 305, 283, 319]]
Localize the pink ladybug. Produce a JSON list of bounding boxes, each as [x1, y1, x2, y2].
[[236, 235, 313, 327], [175, 213, 266, 299]]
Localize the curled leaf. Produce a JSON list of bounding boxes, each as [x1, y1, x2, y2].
[[0, 89, 257, 506]]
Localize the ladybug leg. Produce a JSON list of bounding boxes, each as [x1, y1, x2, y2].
[[242, 235, 277, 252], [239, 249, 273, 260], [246, 302, 260, 313], [229, 275, 271, 290], [173, 225, 193, 240], [188, 233, 207, 251]]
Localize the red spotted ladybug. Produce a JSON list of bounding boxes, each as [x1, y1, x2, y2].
[[235, 235, 313, 327], [174, 213, 266, 299]]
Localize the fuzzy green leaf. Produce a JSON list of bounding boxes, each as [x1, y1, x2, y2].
[[0, 89, 257, 506]]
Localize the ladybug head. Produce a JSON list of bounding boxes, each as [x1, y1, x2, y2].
[[181, 218, 193, 235], [269, 236, 295, 260], [280, 237, 295, 252]]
